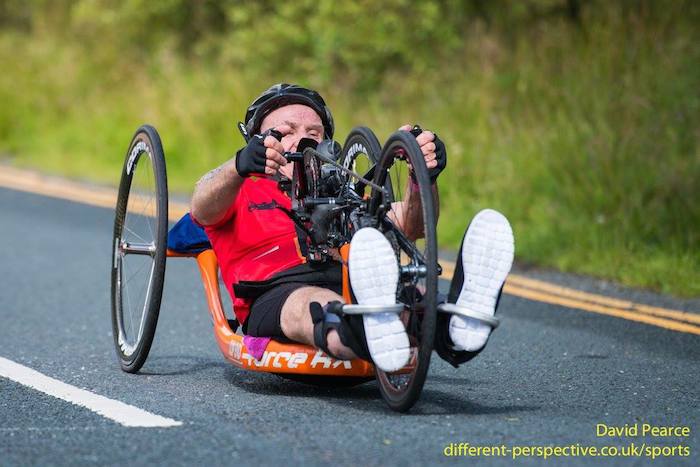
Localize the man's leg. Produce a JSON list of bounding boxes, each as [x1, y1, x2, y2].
[[247, 227, 409, 371], [279, 286, 358, 360]]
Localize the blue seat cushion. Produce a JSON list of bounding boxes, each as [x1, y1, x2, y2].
[[167, 213, 211, 253]]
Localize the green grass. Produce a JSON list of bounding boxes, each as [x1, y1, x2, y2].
[[0, 4, 698, 297]]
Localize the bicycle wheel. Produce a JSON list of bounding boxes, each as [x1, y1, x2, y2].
[[339, 126, 382, 193], [111, 125, 168, 373], [368, 130, 438, 412]]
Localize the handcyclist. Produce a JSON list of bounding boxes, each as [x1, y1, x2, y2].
[[190, 83, 514, 372]]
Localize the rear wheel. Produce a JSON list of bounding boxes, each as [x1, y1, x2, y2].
[[368, 131, 438, 412], [111, 125, 168, 373]]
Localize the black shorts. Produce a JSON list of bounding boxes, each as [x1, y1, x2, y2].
[[243, 282, 343, 338]]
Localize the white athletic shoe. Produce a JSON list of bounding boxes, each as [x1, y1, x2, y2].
[[348, 227, 410, 372], [449, 209, 514, 352]]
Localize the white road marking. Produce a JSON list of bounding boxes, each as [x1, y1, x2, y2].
[[0, 357, 182, 428]]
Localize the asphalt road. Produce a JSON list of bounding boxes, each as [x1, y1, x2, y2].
[[1, 187, 698, 466]]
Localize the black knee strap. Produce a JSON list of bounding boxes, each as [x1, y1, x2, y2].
[[310, 301, 344, 359], [310, 301, 370, 361]]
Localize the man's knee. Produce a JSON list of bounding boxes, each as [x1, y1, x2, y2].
[[278, 287, 365, 360], [279, 288, 311, 342], [279, 287, 343, 343]]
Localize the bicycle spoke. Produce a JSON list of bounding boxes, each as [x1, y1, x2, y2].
[[121, 259, 136, 341], [122, 224, 148, 244], [122, 152, 157, 247], [123, 256, 151, 285], [141, 156, 156, 239], [136, 261, 156, 341]]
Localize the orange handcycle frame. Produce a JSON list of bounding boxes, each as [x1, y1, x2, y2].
[[167, 247, 376, 379]]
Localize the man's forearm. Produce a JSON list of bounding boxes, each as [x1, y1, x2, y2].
[[391, 182, 440, 242], [190, 158, 244, 226]]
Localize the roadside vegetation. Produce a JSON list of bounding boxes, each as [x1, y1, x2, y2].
[[1, 0, 698, 296]]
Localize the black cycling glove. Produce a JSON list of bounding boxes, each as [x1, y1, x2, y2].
[[234, 129, 282, 178], [429, 134, 447, 183], [409, 125, 447, 184]]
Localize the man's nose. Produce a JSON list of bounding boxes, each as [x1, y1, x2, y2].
[[283, 135, 300, 152]]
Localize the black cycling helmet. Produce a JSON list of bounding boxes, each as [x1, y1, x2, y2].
[[244, 83, 334, 139]]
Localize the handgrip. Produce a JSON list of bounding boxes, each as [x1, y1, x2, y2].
[[268, 129, 283, 141], [284, 152, 304, 162]]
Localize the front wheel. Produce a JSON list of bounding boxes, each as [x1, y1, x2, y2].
[[369, 131, 438, 412], [339, 126, 382, 195], [111, 125, 168, 373]]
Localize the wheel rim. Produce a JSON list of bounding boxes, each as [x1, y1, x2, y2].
[[340, 128, 381, 191], [114, 146, 159, 358], [343, 141, 375, 177], [382, 156, 425, 393]]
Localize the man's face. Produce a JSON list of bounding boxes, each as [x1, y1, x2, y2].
[[259, 104, 324, 152]]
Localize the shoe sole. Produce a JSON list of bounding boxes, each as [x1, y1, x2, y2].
[[449, 209, 514, 352], [348, 228, 410, 372]]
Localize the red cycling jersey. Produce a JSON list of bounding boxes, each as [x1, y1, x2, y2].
[[193, 176, 306, 324]]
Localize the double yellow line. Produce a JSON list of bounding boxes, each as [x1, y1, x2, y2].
[[0, 166, 190, 221], [440, 263, 700, 335], [2, 165, 698, 336]]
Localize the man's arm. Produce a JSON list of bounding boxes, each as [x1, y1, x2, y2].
[[389, 182, 440, 242], [190, 158, 245, 226], [387, 125, 446, 241], [190, 127, 290, 226]]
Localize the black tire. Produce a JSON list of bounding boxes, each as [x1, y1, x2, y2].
[[111, 125, 168, 373], [339, 126, 382, 194], [368, 131, 438, 412]]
